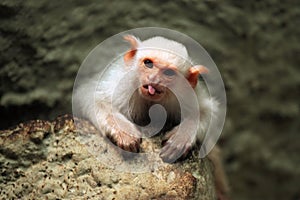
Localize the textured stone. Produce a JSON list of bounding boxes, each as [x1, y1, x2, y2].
[[0, 115, 216, 199]]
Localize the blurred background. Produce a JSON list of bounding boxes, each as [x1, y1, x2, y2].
[[0, 0, 299, 199]]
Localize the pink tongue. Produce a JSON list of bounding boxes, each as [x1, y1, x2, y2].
[[148, 85, 156, 95]]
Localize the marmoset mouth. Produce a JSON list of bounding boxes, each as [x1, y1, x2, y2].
[[142, 84, 162, 95]]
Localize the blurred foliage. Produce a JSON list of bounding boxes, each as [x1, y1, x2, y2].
[[0, 0, 299, 199]]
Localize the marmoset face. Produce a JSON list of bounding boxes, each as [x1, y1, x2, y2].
[[137, 53, 179, 102]]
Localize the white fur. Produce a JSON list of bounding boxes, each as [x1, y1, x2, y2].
[[73, 36, 218, 148]]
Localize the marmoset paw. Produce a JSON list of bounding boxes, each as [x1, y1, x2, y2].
[[160, 132, 192, 163], [107, 130, 141, 153]]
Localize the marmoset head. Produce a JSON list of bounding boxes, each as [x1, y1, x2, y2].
[[123, 35, 208, 102]]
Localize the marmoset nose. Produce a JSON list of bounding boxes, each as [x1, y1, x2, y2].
[[148, 74, 160, 84]]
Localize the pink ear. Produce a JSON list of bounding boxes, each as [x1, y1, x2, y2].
[[123, 35, 140, 65], [186, 65, 209, 88]]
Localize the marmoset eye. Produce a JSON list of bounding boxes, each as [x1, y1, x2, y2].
[[144, 59, 153, 68], [163, 69, 176, 76]]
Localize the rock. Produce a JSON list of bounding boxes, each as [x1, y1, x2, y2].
[[0, 115, 216, 199]]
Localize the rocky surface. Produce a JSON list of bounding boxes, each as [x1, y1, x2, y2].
[[0, 115, 216, 200]]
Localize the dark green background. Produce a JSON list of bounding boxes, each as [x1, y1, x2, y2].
[[0, 0, 299, 199]]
